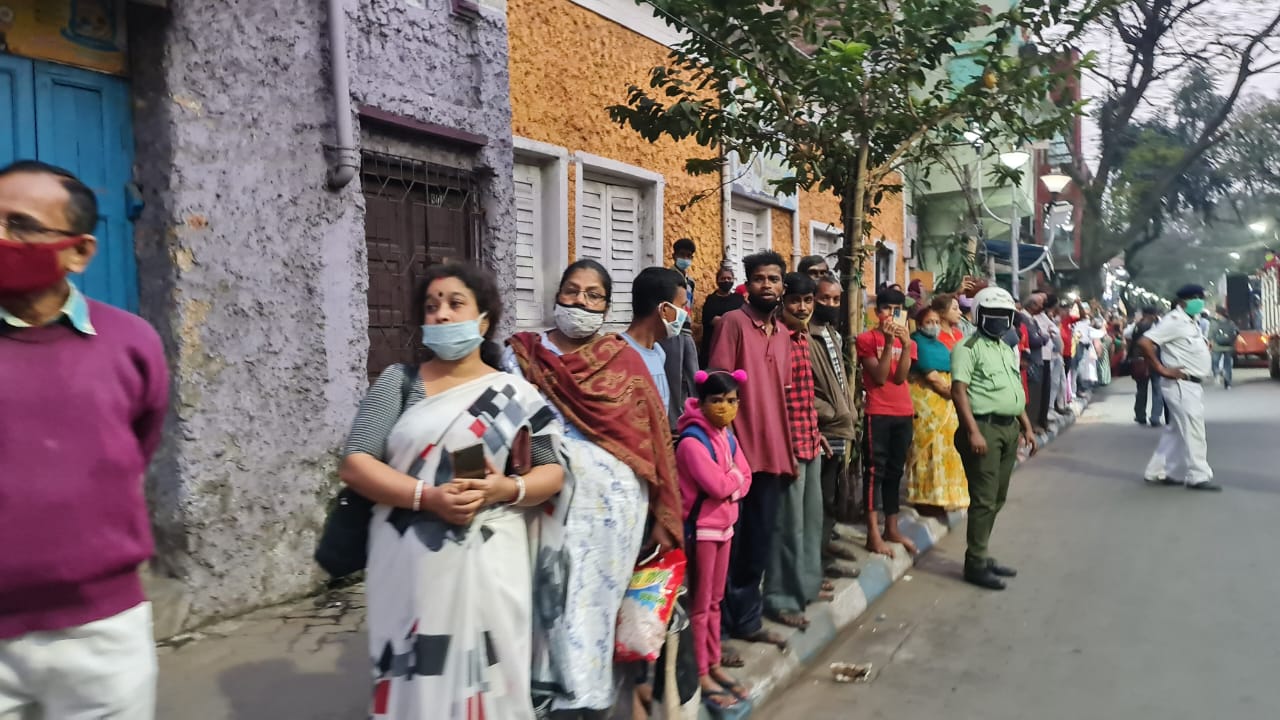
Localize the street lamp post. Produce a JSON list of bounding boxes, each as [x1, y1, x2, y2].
[[999, 151, 1030, 297]]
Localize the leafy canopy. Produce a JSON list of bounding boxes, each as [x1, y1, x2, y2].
[[609, 0, 1104, 211]]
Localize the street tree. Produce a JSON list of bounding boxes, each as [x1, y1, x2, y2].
[[1068, 0, 1280, 291], [608, 0, 1104, 332]]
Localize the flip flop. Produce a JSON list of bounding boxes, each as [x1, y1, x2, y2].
[[719, 651, 746, 668], [825, 564, 861, 579], [735, 628, 788, 649], [710, 671, 751, 701], [766, 609, 810, 630], [825, 544, 859, 562], [702, 690, 739, 711]]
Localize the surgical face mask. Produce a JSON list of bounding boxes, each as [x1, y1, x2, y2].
[[1184, 299, 1205, 317], [702, 399, 739, 428], [919, 323, 941, 338], [554, 302, 605, 339], [421, 313, 487, 361], [674, 258, 692, 272], [662, 303, 688, 338], [978, 312, 1012, 339]]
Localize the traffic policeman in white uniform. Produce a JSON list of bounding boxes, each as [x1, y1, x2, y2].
[[1137, 284, 1221, 491]]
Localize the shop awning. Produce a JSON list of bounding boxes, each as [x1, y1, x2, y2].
[[983, 239, 1050, 270]]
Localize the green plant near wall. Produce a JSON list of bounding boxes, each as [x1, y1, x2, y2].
[[928, 232, 985, 293]]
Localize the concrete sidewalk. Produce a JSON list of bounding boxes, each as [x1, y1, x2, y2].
[[156, 402, 1088, 720]]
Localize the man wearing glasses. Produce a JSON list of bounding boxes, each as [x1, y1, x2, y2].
[[0, 161, 169, 719]]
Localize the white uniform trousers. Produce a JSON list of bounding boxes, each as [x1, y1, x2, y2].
[[1144, 378, 1213, 485]]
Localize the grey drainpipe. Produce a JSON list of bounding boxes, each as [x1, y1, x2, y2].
[[326, 0, 358, 190]]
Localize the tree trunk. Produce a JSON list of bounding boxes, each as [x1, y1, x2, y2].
[[840, 142, 871, 446]]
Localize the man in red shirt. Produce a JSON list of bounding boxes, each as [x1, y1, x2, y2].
[[856, 287, 918, 557]]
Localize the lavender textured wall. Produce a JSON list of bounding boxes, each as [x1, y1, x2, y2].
[[128, 0, 514, 637]]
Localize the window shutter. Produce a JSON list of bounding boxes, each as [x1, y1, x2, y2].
[[513, 164, 543, 327], [606, 185, 641, 326]]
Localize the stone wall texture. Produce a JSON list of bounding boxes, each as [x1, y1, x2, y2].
[[129, 0, 514, 636]]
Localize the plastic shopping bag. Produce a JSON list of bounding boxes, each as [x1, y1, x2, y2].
[[614, 548, 688, 663]]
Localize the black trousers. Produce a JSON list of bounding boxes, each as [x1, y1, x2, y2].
[[1026, 360, 1051, 428], [723, 472, 782, 638], [863, 415, 913, 517]]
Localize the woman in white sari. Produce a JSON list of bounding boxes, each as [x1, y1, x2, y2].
[[504, 260, 684, 719], [339, 263, 565, 720]]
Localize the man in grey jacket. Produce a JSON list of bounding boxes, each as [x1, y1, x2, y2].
[[809, 274, 859, 576]]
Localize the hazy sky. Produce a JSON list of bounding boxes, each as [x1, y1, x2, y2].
[[1076, 2, 1280, 167]]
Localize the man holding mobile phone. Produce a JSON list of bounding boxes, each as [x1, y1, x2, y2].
[[855, 287, 918, 558]]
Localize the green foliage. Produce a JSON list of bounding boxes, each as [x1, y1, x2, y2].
[[608, 0, 1105, 227]]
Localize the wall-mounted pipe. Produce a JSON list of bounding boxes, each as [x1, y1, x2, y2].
[[326, 0, 358, 190]]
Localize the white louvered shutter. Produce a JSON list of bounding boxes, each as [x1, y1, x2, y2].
[[606, 185, 641, 326], [727, 208, 763, 281], [513, 164, 543, 327]]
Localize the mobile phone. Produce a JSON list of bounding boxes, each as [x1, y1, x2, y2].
[[450, 443, 487, 480], [891, 308, 905, 324]]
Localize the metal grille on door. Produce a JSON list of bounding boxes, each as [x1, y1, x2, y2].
[[362, 151, 485, 382]]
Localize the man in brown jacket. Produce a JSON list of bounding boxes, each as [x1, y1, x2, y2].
[[810, 274, 859, 576]]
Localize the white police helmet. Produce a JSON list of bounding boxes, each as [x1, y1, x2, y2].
[[974, 286, 1016, 313]]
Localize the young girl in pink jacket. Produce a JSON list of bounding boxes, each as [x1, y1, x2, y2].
[[676, 369, 753, 710]]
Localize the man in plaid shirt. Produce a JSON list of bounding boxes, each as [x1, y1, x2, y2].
[[763, 272, 831, 629]]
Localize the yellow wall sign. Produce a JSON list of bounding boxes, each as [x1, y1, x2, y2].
[[0, 1, 128, 76]]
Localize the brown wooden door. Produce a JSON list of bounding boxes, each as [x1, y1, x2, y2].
[[362, 152, 482, 382]]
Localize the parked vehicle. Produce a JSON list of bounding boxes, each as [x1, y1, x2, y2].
[[1224, 273, 1268, 366], [1261, 264, 1280, 380]]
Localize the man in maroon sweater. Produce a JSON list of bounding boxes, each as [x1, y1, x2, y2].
[[0, 161, 169, 718]]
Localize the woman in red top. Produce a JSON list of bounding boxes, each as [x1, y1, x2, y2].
[[931, 293, 966, 349]]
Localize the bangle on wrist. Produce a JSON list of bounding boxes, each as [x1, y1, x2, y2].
[[412, 479, 425, 511], [510, 474, 527, 506]]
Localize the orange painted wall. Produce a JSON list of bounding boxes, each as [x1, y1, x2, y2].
[[799, 181, 906, 286], [508, 0, 722, 317]]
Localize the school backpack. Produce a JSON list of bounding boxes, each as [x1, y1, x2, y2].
[[676, 424, 739, 543]]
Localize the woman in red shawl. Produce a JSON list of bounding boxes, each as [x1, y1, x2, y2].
[[503, 259, 681, 717]]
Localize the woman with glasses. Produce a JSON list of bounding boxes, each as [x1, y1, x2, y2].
[[503, 260, 683, 719]]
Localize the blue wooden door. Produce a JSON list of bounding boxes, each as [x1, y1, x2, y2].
[[34, 62, 137, 312], [0, 56, 37, 165]]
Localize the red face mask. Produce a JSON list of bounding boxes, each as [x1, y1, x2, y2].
[[0, 236, 81, 295]]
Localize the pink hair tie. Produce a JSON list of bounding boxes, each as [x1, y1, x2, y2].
[[731, 369, 748, 383], [694, 370, 709, 384]]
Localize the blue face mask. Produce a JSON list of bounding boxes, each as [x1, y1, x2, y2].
[[421, 313, 487, 361], [675, 258, 693, 271]]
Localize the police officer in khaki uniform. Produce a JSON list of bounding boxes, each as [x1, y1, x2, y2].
[[952, 287, 1038, 590]]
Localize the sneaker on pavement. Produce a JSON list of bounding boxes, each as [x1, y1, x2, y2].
[[1187, 481, 1223, 492]]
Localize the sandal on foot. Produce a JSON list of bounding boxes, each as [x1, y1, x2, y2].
[[719, 651, 746, 668], [710, 670, 751, 701], [825, 564, 861, 579], [735, 628, 788, 649], [825, 544, 859, 562], [702, 690, 739, 710], [765, 609, 810, 630]]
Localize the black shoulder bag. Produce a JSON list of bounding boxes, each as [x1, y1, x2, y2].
[[315, 363, 419, 579]]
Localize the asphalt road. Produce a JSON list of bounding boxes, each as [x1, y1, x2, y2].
[[759, 369, 1280, 720]]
